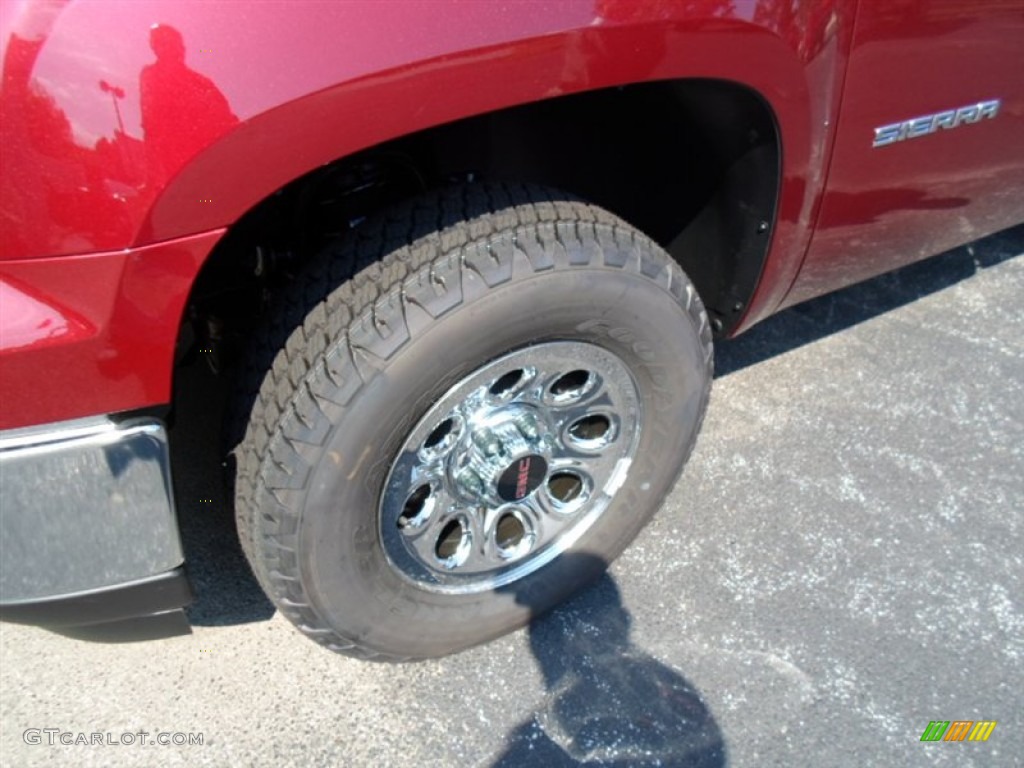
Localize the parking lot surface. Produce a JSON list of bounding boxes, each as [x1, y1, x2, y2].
[[2, 225, 1021, 767]]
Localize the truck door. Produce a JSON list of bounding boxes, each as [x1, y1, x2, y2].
[[785, 0, 1024, 307]]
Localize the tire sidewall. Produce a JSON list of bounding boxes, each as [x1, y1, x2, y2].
[[290, 264, 707, 657]]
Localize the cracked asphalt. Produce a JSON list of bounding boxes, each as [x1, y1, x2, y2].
[[2, 224, 1021, 767]]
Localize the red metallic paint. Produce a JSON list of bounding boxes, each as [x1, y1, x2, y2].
[[0, 274, 94, 354], [1, 0, 853, 429], [0, 1, 1019, 431], [0, 230, 223, 429], [2, 0, 849, 266], [786, 0, 1024, 308]]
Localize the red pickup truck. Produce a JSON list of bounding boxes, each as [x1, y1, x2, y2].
[[1, 0, 1022, 660]]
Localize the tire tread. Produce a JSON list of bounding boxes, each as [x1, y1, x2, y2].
[[231, 183, 712, 661]]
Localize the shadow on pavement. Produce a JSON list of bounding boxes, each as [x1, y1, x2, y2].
[[492, 554, 725, 767], [51, 610, 193, 643], [716, 222, 1023, 377]]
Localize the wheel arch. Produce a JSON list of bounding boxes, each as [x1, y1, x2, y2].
[[139, 15, 812, 249], [160, 10, 839, 334], [170, 6, 857, 423]]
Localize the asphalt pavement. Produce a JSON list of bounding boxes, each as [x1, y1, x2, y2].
[[2, 224, 1022, 767]]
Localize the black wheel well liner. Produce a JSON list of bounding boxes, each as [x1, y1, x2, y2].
[[184, 77, 779, 367]]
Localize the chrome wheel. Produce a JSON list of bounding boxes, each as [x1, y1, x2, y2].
[[380, 341, 642, 593], [237, 183, 712, 659]]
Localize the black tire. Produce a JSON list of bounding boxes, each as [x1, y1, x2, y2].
[[233, 183, 712, 660]]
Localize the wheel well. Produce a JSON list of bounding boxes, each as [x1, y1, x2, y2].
[[182, 78, 778, 377]]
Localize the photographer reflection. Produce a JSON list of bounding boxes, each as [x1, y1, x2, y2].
[[140, 24, 238, 184], [494, 555, 725, 767]]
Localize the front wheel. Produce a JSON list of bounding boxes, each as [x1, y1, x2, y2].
[[233, 183, 712, 660]]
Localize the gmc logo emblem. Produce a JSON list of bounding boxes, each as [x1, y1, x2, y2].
[[515, 458, 532, 499]]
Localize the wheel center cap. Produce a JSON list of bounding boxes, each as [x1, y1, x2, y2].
[[496, 454, 548, 502], [451, 405, 552, 504]]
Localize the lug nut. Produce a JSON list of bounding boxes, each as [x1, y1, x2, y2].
[[457, 469, 484, 497], [516, 413, 540, 440], [473, 428, 502, 457]]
